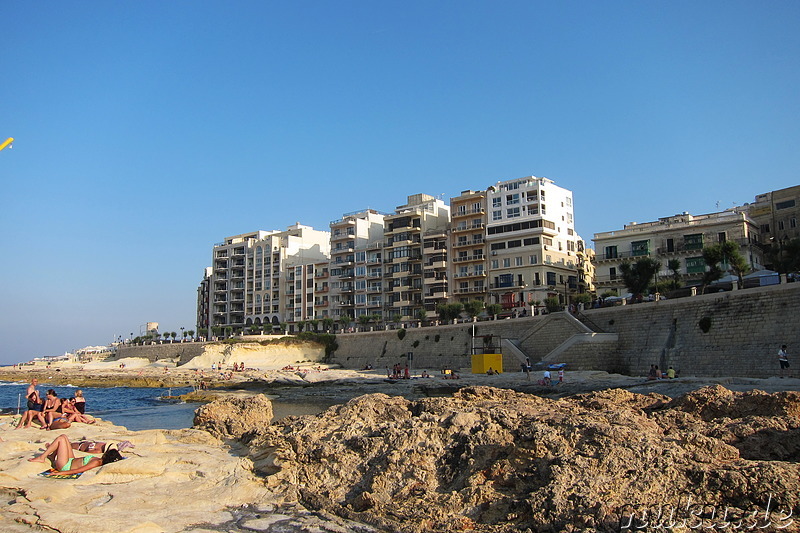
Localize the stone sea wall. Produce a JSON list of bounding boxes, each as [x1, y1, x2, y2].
[[332, 283, 800, 378], [115, 342, 206, 363]]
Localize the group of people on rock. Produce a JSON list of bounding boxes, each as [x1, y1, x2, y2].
[[15, 378, 95, 430], [647, 364, 676, 380]]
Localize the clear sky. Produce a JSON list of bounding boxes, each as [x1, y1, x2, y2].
[[1, 1, 798, 364]]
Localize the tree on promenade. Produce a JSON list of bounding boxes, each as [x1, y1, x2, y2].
[[702, 241, 749, 290], [463, 300, 484, 321], [620, 257, 661, 303], [436, 303, 464, 323], [322, 318, 334, 333]]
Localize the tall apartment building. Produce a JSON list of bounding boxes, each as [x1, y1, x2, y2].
[[485, 176, 582, 310], [449, 189, 488, 305], [196, 267, 212, 337], [204, 224, 330, 335], [328, 209, 387, 325], [384, 194, 451, 321], [592, 208, 762, 296]]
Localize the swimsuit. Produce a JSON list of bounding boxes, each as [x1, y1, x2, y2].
[[60, 455, 96, 472]]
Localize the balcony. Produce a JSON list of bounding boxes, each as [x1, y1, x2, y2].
[[452, 286, 486, 294], [454, 255, 485, 263], [451, 206, 485, 218], [454, 271, 486, 279]]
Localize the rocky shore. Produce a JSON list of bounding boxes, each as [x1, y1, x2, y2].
[[2, 362, 799, 532]]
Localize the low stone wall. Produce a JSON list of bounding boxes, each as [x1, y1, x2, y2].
[[331, 283, 800, 378]]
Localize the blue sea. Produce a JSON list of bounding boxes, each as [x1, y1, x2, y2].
[[0, 380, 334, 431]]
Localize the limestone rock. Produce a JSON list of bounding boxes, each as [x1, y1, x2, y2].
[[193, 393, 273, 440], [247, 385, 800, 532]]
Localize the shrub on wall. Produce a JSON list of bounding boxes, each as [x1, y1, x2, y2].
[[698, 316, 712, 333], [397, 328, 407, 340], [412, 340, 420, 348]]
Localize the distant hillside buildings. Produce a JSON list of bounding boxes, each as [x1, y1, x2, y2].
[[196, 180, 799, 334]]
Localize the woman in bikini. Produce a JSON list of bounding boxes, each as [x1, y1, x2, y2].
[[28, 434, 123, 474]]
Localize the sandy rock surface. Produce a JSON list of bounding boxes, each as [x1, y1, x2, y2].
[[246, 385, 800, 533], [0, 416, 275, 533]]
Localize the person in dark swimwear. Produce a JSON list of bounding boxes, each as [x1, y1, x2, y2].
[[28, 434, 123, 474], [16, 380, 46, 429]]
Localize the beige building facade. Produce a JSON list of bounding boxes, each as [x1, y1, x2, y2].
[[592, 208, 762, 296]]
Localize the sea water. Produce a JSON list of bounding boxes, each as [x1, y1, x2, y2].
[[0, 380, 334, 431], [0, 381, 197, 430]]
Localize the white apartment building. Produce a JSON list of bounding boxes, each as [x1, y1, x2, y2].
[[328, 209, 387, 325], [485, 176, 582, 310], [592, 208, 763, 296], [384, 194, 451, 321], [206, 224, 330, 334]]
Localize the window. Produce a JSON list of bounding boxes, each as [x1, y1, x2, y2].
[[524, 237, 540, 246], [528, 205, 538, 215], [491, 242, 506, 250], [508, 239, 522, 248], [791, 217, 797, 229], [546, 272, 556, 285], [457, 205, 466, 214], [566, 196, 572, 207], [355, 266, 366, 276], [515, 256, 523, 266], [541, 204, 546, 214], [631, 240, 650, 256], [503, 258, 511, 268], [776, 200, 796, 210], [491, 260, 498, 269], [507, 207, 521, 218], [506, 193, 520, 205], [609, 267, 617, 281], [355, 251, 366, 262], [718, 232, 726, 243], [475, 265, 484, 275], [498, 273, 514, 288], [666, 239, 674, 253], [459, 266, 468, 276], [778, 220, 785, 231], [684, 234, 703, 251], [492, 210, 502, 221], [492, 197, 501, 208], [529, 255, 538, 264], [534, 272, 541, 285], [686, 257, 705, 274], [567, 213, 573, 223], [473, 202, 481, 212]]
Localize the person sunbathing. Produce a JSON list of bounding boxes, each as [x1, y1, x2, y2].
[[43, 438, 134, 454], [28, 434, 123, 474], [15, 391, 46, 429], [61, 398, 95, 424], [42, 390, 64, 429]]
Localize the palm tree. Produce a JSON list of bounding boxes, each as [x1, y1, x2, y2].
[[619, 257, 661, 302]]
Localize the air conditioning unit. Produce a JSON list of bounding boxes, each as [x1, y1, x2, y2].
[[491, 251, 497, 256]]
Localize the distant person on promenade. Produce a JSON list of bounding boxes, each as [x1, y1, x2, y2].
[[779, 345, 789, 377], [28, 434, 123, 474]]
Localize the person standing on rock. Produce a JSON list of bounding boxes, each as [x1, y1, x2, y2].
[[778, 345, 789, 377]]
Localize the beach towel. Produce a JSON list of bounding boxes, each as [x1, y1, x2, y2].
[[39, 469, 82, 479]]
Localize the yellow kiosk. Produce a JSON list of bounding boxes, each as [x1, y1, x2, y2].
[[471, 334, 503, 374]]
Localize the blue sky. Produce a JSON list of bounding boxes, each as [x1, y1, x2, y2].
[[1, 1, 798, 364]]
